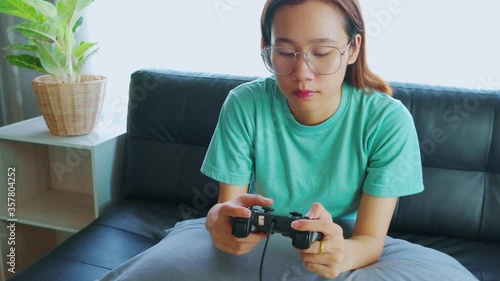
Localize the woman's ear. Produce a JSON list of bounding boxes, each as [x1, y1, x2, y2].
[[347, 34, 362, 65]]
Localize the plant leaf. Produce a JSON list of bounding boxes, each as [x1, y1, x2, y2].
[[73, 41, 97, 62], [11, 22, 57, 42], [73, 47, 98, 76], [0, 0, 46, 22], [22, 0, 57, 19], [72, 16, 83, 33], [3, 43, 38, 52], [35, 41, 68, 79], [5, 54, 46, 73], [57, 0, 94, 29], [54, 21, 72, 51]]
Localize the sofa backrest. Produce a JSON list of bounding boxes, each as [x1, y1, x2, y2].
[[123, 70, 259, 219], [124, 69, 500, 242], [389, 82, 500, 243]]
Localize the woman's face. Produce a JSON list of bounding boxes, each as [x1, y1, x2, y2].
[[271, 0, 359, 125]]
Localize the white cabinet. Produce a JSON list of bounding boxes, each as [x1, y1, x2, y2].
[[0, 117, 126, 280]]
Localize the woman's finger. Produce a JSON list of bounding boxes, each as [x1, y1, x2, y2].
[[305, 202, 333, 221]]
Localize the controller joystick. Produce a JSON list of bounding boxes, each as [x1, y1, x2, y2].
[[289, 211, 303, 218], [262, 206, 274, 213], [231, 207, 323, 249]]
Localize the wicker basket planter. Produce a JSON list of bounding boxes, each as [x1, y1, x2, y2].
[[32, 75, 107, 136]]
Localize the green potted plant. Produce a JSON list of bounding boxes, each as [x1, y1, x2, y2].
[[0, 0, 105, 136]]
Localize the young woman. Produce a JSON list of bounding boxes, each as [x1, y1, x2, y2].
[[204, 0, 408, 276], [100, 1, 477, 280]]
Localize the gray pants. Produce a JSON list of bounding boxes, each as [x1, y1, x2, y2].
[[100, 218, 478, 281]]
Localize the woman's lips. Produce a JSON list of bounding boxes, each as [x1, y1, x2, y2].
[[293, 90, 315, 98]]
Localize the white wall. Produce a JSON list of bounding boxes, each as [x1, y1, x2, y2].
[[84, 0, 500, 119], [361, 0, 500, 90]]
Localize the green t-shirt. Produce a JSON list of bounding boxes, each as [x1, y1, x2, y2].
[[201, 76, 424, 219]]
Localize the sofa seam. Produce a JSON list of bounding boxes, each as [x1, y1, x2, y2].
[[48, 256, 116, 271], [92, 222, 162, 242]]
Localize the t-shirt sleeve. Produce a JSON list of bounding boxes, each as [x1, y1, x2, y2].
[[363, 101, 424, 197], [200, 89, 255, 186]]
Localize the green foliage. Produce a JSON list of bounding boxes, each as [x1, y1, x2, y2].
[[5, 54, 45, 73], [0, 0, 98, 83]]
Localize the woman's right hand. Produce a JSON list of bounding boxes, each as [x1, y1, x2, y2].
[[205, 194, 274, 255]]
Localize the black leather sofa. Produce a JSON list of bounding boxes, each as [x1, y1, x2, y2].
[[10, 69, 500, 281]]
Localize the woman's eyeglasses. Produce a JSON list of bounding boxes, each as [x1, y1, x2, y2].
[[261, 41, 352, 75]]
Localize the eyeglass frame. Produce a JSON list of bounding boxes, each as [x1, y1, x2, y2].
[[261, 40, 353, 75]]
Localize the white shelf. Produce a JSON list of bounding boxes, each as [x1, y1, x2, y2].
[[0, 116, 126, 280], [0, 189, 94, 233], [0, 116, 126, 148]]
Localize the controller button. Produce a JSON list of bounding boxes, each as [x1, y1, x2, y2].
[[289, 211, 303, 217]]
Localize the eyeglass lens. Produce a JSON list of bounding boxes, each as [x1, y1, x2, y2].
[[262, 46, 343, 75]]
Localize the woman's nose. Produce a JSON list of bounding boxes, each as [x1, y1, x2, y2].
[[292, 53, 315, 80]]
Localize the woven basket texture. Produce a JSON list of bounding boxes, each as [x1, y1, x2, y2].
[[32, 75, 106, 136]]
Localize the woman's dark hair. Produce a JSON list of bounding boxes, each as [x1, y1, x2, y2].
[[260, 0, 393, 96]]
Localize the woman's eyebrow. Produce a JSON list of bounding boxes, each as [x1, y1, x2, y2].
[[274, 37, 338, 44], [274, 37, 295, 44], [310, 37, 338, 44]]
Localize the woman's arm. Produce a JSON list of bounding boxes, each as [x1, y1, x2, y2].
[[344, 193, 397, 270], [293, 193, 397, 278], [217, 183, 249, 203]]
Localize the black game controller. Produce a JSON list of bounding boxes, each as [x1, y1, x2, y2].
[[231, 206, 324, 249]]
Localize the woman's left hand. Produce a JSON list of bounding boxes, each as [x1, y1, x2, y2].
[[291, 202, 348, 278]]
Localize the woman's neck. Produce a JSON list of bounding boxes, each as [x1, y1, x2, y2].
[[288, 89, 343, 126]]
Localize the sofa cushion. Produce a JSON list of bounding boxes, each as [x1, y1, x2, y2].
[[10, 200, 196, 281], [123, 137, 219, 210], [390, 232, 500, 281], [93, 199, 207, 239], [50, 225, 156, 270]]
